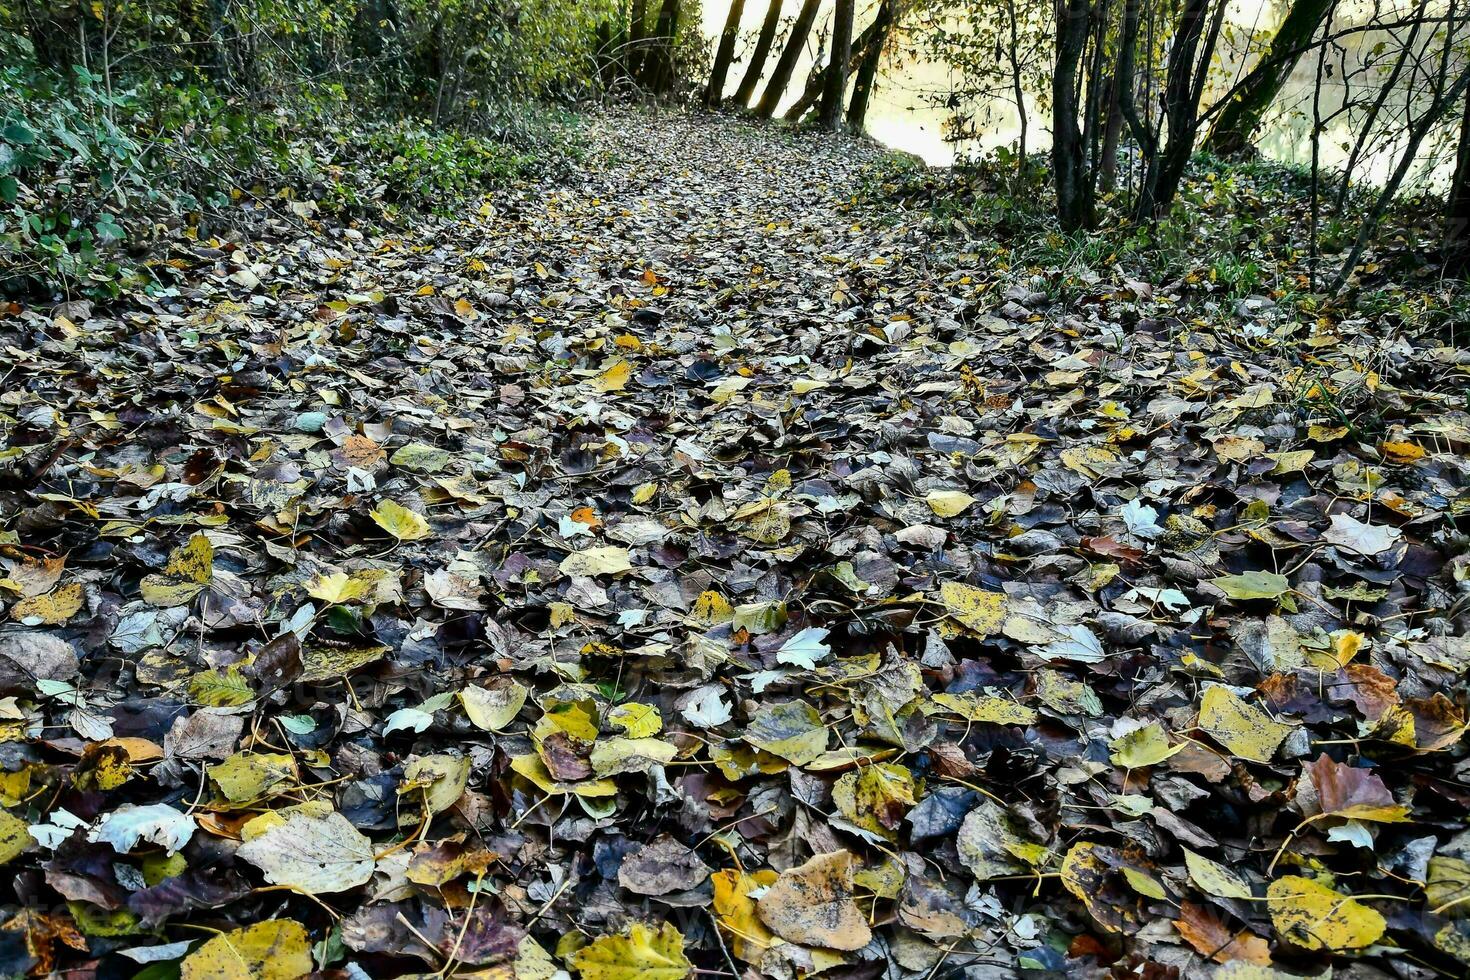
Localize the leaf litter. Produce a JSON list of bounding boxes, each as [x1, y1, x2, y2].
[[1, 108, 1469, 975]]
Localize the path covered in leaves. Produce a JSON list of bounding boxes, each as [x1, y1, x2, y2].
[[3, 109, 1470, 977]]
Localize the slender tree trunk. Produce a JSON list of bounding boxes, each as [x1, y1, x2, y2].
[[756, 0, 822, 119], [1205, 0, 1335, 156], [819, 0, 856, 130], [735, 0, 784, 106], [1099, 75, 1123, 191], [1007, 0, 1028, 172], [1053, 0, 1093, 231], [646, 0, 680, 93], [847, 0, 895, 129], [705, 0, 747, 105], [788, 1, 891, 123], [628, 0, 650, 83], [1332, 69, 1470, 293], [1443, 88, 1470, 273], [1137, 0, 1226, 219], [1332, 0, 1430, 214]]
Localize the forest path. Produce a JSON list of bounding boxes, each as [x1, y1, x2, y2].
[[4, 107, 1464, 978]]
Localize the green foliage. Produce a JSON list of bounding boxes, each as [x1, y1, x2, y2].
[[0, 0, 614, 298]]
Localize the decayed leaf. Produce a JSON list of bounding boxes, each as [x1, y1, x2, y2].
[[559, 546, 633, 577], [1267, 875, 1385, 951], [1307, 754, 1410, 822], [832, 763, 915, 839], [9, 583, 84, 624], [570, 921, 691, 980], [938, 581, 1006, 635], [370, 499, 430, 541], [236, 803, 374, 894], [459, 678, 527, 732], [757, 851, 872, 951], [1175, 901, 1272, 964], [180, 919, 313, 980], [1197, 686, 1292, 763], [743, 700, 828, 765], [140, 534, 214, 606], [88, 803, 195, 855]]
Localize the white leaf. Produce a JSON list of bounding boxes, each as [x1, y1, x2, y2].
[[1323, 513, 1402, 556], [681, 687, 732, 728], [383, 707, 434, 735], [89, 804, 195, 855], [776, 627, 831, 669], [1120, 499, 1163, 540]]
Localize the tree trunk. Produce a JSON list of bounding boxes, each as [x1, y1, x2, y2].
[[756, 0, 821, 119], [1136, 0, 1226, 219], [787, 1, 891, 123], [847, 0, 895, 129], [819, 0, 856, 130], [704, 0, 746, 105], [1445, 92, 1470, 274], [734, 0, 783, 106], [646, 0, 680, 93], [1204, 0, 1335, 157], [1331, 69, 1470, 293], [628, 0, 649, 83], [1099, 75, 1123, 192], [1053, 0, 1093, 231]]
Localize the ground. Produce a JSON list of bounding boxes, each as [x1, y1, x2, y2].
[[1, 109, 1468, 977]]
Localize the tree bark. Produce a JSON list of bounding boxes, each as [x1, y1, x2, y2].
[[847, 0, 895, 129], [1205, 0, 1335, 157], [1053, 0, 1093, 231], [819, 0, 856, 130], [704, 0, 747, 105], [786, 1, 891, 123], [628, 0, 649, 83], [1136, 0, 1227, 219], [1444, 92, 1470, 273], [734, 0, 784, 106], [646, 0, 680, 93], [756, 0, 822, 119]]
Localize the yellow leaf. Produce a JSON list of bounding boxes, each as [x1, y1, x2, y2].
[[370, 499, 430, 541], [304, 570, 374, 605], [1198, 686, 1292, 764], [757, 851, 872, 951], [180, 920, 313, 980], [1267, 875, 1385, 951], [926, 489, 977, 517], [1109, 722, 1182, 768], [932, 692, 1037, 725], [1380, 440, 1425, 464], [10, 582, 84, 624], [165, 533, 214, 583], [938, 582, 1006, 636], [570, 921, 691, 980], [0, 810, 32, 864], [832, 763, 915, 840], [459, 678, 527, 732], [559, 546, 632, 577], [208, 752, 298, 804], [687, 590, 734, 627], [609, 702, 662, 738], [1184, 848, 1253, 900], [712, 869, 779, 961], [590, 359, 633, 392]]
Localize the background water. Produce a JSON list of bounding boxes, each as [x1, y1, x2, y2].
[[697, 0, 1461, 187]]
